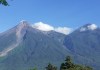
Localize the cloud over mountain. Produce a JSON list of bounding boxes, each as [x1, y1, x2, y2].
[[32, 22, 54, 31], [88, 24, 97, 30], [32, 22, 72, 35], [80, 24, 98, 32]]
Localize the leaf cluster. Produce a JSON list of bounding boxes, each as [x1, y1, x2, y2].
[[0, 0, 9, 6]]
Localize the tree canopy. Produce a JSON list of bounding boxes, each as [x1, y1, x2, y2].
[[60, 56, 93, 70], [46, 63, 57, 70], [30, 56, 93, 70]]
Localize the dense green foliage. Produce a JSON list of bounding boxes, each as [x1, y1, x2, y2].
[[0, 0, 8, 6], [60, 56, 93, 70], [30, 56, 93, 70], [46, 63, 57, 70]]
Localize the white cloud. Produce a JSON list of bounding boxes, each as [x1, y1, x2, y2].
[[87, 24, 97, 30], [80, 24, 97, 32], [55, 27, 72, 35], [32, 22, 72, 35], [32, 22, 54, 31]]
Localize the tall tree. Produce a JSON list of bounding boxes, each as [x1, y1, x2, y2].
[[46, 63, 57, 70], [65, 56, 74, 69], [60, 56, 93, 70]]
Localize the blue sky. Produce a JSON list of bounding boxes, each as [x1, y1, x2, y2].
[[0, 0, 100, 32]]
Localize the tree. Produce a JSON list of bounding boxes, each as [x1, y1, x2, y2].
[[65, 56, 74, 69], [0, 0, 9, 6], [60, 56, 75, 70], [60, 56, 93, 70], [46, 63, 57, 70]]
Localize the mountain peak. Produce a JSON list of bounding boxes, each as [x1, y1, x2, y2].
[[80, 23, 98, 32], [16, 20, 30, 41], [16, 20, 30, 30], [19, 20, 29, 26]]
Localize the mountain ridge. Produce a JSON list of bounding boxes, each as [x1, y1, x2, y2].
[[0, 21, 100, 70]]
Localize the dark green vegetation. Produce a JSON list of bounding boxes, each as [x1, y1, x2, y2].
[[0, 0, 9, 6], [60, 56, 92, 70], [31, 56, 93, 70], [46, 63, 57, 70]]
